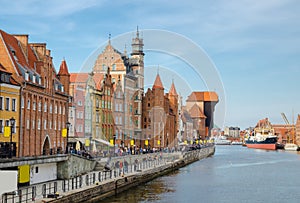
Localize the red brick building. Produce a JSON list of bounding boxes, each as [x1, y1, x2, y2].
[[0, 30, 70, 157], [142, 74, 178, 149]]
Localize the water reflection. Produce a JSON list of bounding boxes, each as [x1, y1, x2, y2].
[[100, 146, 300, 203], [101, 171, 179, 203]]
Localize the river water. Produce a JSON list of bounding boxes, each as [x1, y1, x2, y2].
[[101, 146, 300, 203]]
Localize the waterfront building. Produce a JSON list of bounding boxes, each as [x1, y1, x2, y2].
[[113, 77, 125, 146], [273, 124, 295, 144], [142, 74, 178, 149], [0, 64, 20, 157], [296, 115, 300, 146], [181, 108, 194, 143], [0, 30, 70, 157], [185, 91, 219, 139]]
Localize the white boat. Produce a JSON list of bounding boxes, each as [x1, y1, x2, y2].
[[214, 136, 231, 145], [284, 143, 299, 151], [231, 141, 243, 145]]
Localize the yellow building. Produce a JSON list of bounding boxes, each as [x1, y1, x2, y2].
[[0, 63, 20, 157]]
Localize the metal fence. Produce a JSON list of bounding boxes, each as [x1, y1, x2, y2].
[[0, 150, 194, 203]]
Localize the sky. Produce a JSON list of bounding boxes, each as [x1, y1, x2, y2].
[[1, 0, 300, 129]]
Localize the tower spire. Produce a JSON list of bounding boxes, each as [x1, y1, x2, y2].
[[136, 25, 139, 38], [108, 33, 111, 45]]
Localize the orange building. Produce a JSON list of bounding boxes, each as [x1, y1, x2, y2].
[[185, 91, 218, 139]]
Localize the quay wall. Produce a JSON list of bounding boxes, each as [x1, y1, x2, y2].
[[57, 154, 96, 179], [46, 146, 215, 203]]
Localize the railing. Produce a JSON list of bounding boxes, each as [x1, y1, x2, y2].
[[1, 147, 212, 203]]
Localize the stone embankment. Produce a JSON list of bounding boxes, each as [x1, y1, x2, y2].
[[42, 146, 214, 203]]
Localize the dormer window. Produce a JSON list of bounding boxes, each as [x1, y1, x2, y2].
[[61, 85, 64, 92], [32, 74, 36, 83], [25, 72, 29, 81]]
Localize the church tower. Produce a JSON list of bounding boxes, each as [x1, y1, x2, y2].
[[130, 27, 145, 141], [57, 59, 70, 95]]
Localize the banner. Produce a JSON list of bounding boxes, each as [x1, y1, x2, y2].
[[61, 128, 67, 137], [85, 139, 90, 147], [4, 126, 10, 138]]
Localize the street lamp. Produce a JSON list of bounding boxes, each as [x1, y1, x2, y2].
[[113, 134, 116, 156], [9, 117, 15, 158], [66, 122, 71, 154]]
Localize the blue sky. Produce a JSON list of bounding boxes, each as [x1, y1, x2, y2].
[[1, 0, 300, 129]]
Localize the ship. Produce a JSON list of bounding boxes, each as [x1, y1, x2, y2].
[[246, 118, 277, 150]]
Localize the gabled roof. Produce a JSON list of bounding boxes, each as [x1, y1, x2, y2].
[[58, 59, 70, 76], [187, 91, 218, 102], [189, 104, 206, 118], [153, 73, 164, 89], [70, 73, 89, 83]]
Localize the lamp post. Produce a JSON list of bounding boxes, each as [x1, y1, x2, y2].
[[113, 134, 116, 156], [9, 117, 15, 158], [66, 122, 71, 154]]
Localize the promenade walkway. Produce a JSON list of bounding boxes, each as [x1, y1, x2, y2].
[[1, 151, 181, 203]]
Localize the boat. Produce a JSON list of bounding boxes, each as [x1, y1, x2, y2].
[[214, 136, 231, 145], [246, 118, 277, 150], [231, 141, 243, 145], [284, 143, 300, 151]]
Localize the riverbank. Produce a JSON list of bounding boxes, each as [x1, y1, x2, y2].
[[37, 146, 214, 203]]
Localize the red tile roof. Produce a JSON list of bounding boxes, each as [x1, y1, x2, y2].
[[153, 73, 164, 89], [70, 72, 104, 87], [58, 59, 70, 75], [187, 91, 218, 102]]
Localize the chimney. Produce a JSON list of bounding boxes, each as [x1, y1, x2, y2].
[[13, 34, 28, 59], [29, 43, 46, 61]]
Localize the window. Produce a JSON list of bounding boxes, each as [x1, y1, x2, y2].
[[63, 107, 65, 115], [44, 120, 47, 129], [32, 74, 36, 83], [50, 103, 52, 113], [0, 120, 3, 133], [38, 119, 41, 130], [112, 64, 116, 70], [54, 120, 56, 130], [59, 106, 61, 114], [38, 101, 41, 111], [58, 122, 61, 130], [49, 121, 52, 129], [32, 120, 35, 129], [26, 119, 30, 129], [119, 104, 122, 112], [55, 105, 57, 114], [35, 167, 38, 173], [25, 72, 29, 81], [44, 103, 47, 112], [27, 99, 30, 110], [33, 101, 36, 111], [5, 98, 10, 111], [0, 97, 3, 110], [78, 100, 82, 106], [11, 121, 15, 133]]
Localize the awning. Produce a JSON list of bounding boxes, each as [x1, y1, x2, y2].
[[93, 138, 113, 146], [68, 137, 86, 144]]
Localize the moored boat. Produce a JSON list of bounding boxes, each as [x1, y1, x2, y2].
[[246, 118, 277, 150], [284, 143, 300, 151]]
